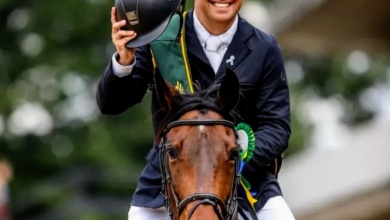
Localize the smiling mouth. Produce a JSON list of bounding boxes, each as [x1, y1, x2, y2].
[[211, 2, 231, 8]]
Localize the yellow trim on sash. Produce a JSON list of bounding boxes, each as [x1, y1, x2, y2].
[[150, 49, 157, 70], [180, 11, 194, 93], [240, 180, 258, 208]]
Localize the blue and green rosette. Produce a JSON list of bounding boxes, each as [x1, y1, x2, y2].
[[234, 122, 257, 207]]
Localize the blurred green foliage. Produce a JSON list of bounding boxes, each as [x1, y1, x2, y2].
[[0, 0, 388, 219], [1, 1, 155, 219]]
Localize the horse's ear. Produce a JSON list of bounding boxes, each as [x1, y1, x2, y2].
[[218, 68, 240, 112], [154, 71, 181, 111]]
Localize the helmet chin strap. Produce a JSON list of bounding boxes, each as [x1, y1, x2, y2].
[[175, 0, 187, 43]]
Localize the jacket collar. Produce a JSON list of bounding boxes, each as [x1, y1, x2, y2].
[[193, 10, 238, 52], [185, 9, 254, 78]]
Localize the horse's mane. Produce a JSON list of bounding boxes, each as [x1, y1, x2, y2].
[[155, 81, 241, 143]]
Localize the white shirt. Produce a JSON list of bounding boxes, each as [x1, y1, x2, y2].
[[193, 11, 237, 73], [111, 12, 238, 77]]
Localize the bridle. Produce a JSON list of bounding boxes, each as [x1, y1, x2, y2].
[[159, 118, 242, 220]]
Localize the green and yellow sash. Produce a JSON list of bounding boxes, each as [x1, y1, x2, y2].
[[150, 12, 194, 93]]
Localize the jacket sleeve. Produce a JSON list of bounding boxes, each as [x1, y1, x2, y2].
[[242, 37, 291, 176], [96, 45, 154, 115]]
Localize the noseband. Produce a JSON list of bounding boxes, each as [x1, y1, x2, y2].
[[159, 119, 241, 220]]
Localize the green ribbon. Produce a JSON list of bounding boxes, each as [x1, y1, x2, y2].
[[235, 122, 255, 162]]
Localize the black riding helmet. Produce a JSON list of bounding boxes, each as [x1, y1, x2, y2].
[[115, 0, 185, 48]]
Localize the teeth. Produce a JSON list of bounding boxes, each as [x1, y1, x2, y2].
[[213, 3, 229, 7]]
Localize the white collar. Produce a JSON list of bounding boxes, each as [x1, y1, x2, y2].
[[193, 10, 238, 49]]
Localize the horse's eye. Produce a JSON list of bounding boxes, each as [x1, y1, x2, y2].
[[166, 147, 178, 159], [229, 148, 239, 161]]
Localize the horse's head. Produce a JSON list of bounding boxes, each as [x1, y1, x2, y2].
[[155, 69, 241, 220]]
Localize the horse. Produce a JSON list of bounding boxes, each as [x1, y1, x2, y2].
[[154, 69, 256, 220]]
